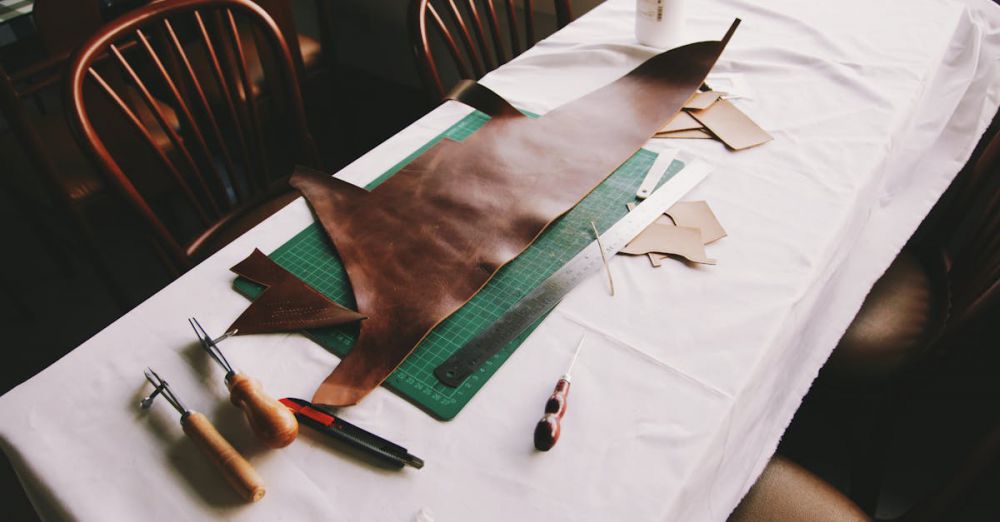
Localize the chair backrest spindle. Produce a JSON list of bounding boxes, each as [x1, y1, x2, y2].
[[411, 0, 573, 102]]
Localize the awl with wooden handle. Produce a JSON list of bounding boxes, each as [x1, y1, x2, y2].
[[141, 368, 266, 502], [190, 318, 298, 448], [534, 336, 586, 451]]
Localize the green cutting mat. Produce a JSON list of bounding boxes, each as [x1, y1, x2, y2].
[[234, 110, 683, 420]]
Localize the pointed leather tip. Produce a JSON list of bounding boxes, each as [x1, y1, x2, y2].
[[312, 381, 367, 407], [347, 310, 369, 322], [722, 19, 741, 46]]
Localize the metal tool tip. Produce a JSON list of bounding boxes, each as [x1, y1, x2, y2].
[[406, 455, 425, 469]]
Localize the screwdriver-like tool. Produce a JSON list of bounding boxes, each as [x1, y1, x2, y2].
[[140, 368, 266, 502], [189, 318, 299, 448], [534, 336, 586, 451]]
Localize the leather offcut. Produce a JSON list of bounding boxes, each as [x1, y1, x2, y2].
[[228, 249, 366, 335], [292, 21, 740, 407]]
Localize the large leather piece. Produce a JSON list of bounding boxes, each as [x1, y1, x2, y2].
[[292, 22, 739, 407], [228, 249, 365, 335]]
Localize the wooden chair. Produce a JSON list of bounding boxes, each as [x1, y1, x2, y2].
[[827, 112, 1000, 386], [812, 113, 1000, 512], [65, 0, 320, 273], [410, 0, 573, 102]]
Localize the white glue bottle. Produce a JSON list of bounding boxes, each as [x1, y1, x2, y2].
[[635, 0, 686, 48]]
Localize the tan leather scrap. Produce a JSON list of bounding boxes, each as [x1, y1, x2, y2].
[[228, 249, 365, 335], [292, 21, 740, 407]]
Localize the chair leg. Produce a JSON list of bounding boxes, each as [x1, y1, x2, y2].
[[848, 397, 894, 514], [0, 275, 32, 321], [0, 180, 75, 277], [32, 220, 76, 278], [149, 237, 182, 280], [83, 239, 133, 311], [59, 202, 134, 311], [846, 380, 912, 516]]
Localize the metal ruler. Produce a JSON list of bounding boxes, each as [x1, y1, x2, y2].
[[434, 160, 711, 387]]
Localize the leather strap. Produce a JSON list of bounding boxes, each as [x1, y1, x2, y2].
[[293, 20, 740, 407], [228, 248, 365, 335]]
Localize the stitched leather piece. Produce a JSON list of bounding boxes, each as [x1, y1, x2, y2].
[[228, 249, 365, 335], [292, 22, 740, 407]]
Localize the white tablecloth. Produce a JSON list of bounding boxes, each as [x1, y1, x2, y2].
[[3, 0, 998, 520]]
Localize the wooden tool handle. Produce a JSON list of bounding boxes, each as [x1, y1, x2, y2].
[[227, 373, 299, 448], [544, 379, 571, 417], [181, 411, 266, 502], [534, 413, 561, 451]]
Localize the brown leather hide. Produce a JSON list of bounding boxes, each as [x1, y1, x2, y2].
[[292, 22, 739, 406], [228, 249, 365, 335]]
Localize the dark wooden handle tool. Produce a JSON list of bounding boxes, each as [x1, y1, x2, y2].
[[534, 378, 571, 451], [534, 337, 585, 451]]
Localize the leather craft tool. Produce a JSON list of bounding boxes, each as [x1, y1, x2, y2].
[[279, 398, 424, 469], [435, 160, 711, 387], [534, 337, 585, 451], [189, 317, 299, 448], [140, 368, 266, 502], [292, 21, 739, 407]]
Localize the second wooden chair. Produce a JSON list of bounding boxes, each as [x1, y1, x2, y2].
[[410, 0, 573, 102]]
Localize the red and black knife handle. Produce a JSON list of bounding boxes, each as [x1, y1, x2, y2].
[[280, 398, 413, 469]]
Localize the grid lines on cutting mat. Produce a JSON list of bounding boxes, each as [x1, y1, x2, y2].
[[233, 110, 681, 419]]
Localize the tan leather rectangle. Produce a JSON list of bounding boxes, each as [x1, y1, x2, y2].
[[688, 98, 772, 150], [658, 110, 703, 133], [655, 128, 713, 139], [683, 91, 724, 110]]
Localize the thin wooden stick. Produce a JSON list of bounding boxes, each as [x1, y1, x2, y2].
[[591, 220, 614, 296]]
